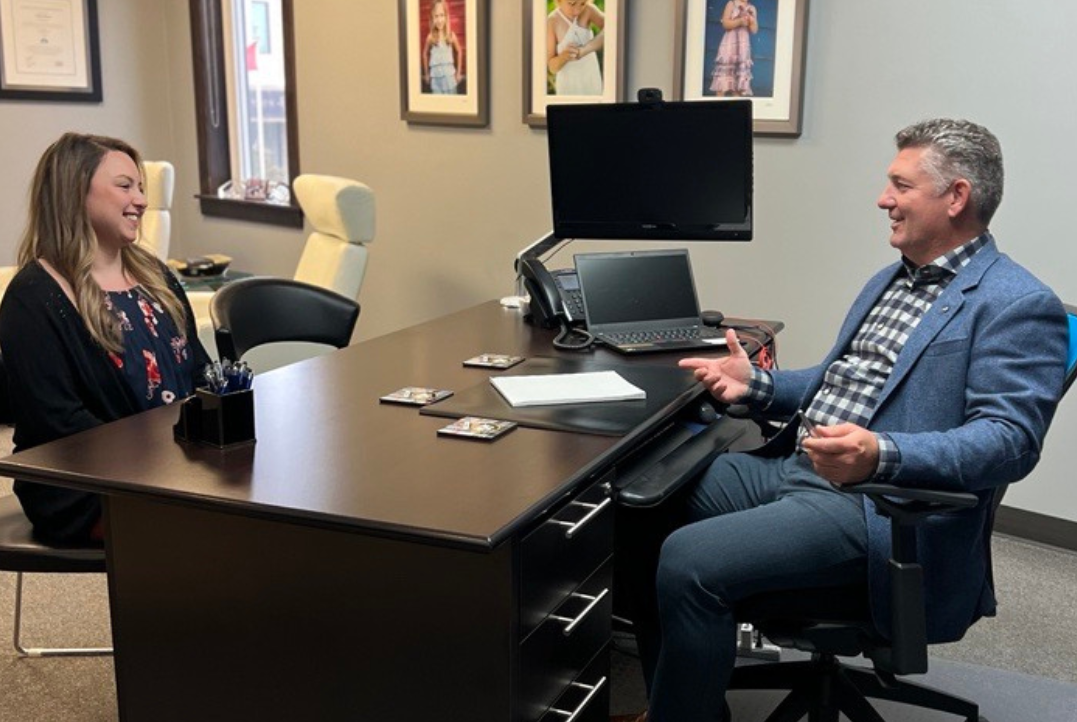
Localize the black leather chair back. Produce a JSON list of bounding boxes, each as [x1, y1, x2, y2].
[[209, 277, 360, 361]]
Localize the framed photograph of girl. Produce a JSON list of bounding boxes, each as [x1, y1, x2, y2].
[[523, 0, 626, 128], [398, 0, 489, 126], [674, 0, 808, 137]]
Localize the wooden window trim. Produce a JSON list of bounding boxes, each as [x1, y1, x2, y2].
[[189, 0, 302, 228]]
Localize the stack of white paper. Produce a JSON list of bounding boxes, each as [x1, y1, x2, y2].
[[490, 371, 646, 407]]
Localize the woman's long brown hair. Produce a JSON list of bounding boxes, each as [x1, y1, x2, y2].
[[18, 132, 187, 354]]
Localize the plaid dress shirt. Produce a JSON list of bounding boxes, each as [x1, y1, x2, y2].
[[745, 233, 990, 478]]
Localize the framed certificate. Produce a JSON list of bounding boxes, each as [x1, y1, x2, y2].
[[0, 0, 102, 102]]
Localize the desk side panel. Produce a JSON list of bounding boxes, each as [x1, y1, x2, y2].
[[105, 496, 515, 722]]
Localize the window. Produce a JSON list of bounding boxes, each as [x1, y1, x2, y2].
[[189, 0, 302, 227], [250, 1, 271, 54]]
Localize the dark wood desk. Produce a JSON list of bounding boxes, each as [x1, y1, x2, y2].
[[0, 302, 774, 721]]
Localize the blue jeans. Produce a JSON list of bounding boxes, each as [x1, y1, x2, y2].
[[643, 452, 869, 722]]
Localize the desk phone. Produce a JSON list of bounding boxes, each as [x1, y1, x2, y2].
[[520, 259, 585, 328], [550, 268, 585, 323]]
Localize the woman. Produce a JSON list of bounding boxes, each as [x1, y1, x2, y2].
[[0, 133, 209, 542]]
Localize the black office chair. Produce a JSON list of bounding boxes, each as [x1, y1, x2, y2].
[[0, 350, 111, 658], [724, 303, 1077, 722], [209, 276, 360, 361], [0, 495, 110, 657], [0, 352, 13, 424]]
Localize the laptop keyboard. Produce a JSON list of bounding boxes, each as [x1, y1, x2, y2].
[[603, 326, 719, 344]]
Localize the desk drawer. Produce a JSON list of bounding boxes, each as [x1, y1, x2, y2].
[[519, 561, 612, 722], [536, 646, 610, 722], [520, 473, 614, 639]]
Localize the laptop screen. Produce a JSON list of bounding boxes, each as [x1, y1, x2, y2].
[[574, 250, 702, 328]]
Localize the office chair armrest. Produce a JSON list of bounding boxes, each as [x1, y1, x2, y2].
[[838, 482, 978, 523], [835, 481, 976, 674]]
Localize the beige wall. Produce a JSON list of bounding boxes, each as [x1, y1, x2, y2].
[[1, 1, 1076, 523], [0, 2, 175, 262]]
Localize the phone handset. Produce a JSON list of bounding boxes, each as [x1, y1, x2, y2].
[[519, 258, 594, 351], [519, 257, 566, 329]]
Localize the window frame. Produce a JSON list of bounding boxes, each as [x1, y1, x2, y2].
[[189, 0, 302, 228]]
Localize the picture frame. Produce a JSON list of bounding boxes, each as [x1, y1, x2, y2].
[[0, 0, 102, 102], [399, 0, 489, 127], [523, 0, 626, 128], [674, 0, 808, 137]]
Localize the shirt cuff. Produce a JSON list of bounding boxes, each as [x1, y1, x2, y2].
[[874, 433, 900, 479], [742, 367, 774, 407]]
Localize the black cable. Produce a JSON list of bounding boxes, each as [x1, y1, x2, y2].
[[553, 320, 595, 351], [720, 321, 779, 370]]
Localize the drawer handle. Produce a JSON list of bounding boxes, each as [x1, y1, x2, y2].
[[549, 496, 612, 539], [549, 587, 609, 636], [548, 675, 607, 721]]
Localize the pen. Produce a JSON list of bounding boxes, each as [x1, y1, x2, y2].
[[797, 409, 820, 437]]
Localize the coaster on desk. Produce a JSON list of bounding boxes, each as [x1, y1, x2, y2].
[[379, 387, 454, 406], [463, 353, 525, 369], [437, 416, 517, 441]]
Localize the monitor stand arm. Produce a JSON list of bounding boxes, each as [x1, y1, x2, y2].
[[511, 231, 571, 298]]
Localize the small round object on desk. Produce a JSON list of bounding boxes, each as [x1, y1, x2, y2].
[[701, 310, 725, 328]]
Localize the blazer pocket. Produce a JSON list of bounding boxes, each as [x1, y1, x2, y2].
[[922, 337, 969, 357]]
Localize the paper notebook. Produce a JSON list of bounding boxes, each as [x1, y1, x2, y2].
[[490, 371, 646, 408]]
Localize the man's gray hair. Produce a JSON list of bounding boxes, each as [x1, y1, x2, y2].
[[895, 118, 1003, 226]]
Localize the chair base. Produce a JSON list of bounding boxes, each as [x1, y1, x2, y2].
[[729, 654, 983, 722], [13, 571, 112, 658]]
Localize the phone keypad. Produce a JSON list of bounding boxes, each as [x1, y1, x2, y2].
[[562, 290, 585, 319]]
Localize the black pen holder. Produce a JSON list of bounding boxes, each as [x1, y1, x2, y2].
[[174, 388, 256, 448]]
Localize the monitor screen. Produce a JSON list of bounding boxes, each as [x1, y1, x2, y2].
[[547, 99, 753, 241]]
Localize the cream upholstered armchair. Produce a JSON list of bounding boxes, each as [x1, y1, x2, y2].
[[192, 174, 376, 368], [291, 174, 376, 299], [0, 266, 14, 302], [139, 161, 174, 260]]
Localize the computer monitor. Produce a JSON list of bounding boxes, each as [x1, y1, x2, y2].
[[546, 98, 753, 241]]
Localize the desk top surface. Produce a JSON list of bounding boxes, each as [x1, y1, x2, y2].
[[0, 302, 775, 550]]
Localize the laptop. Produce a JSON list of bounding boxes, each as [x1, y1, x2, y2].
[[574, 249, 727, 355]]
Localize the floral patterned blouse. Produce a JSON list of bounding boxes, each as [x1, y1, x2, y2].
[[104, 286, 199, 410]]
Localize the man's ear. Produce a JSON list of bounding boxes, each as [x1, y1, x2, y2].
[[948, 178, 973, 219]]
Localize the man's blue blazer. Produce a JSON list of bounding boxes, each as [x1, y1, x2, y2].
[[765, 237, 1068, 641]]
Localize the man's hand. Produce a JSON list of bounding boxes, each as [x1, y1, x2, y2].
[[678, 329, 752, 404], [801, 423, 879, 486]]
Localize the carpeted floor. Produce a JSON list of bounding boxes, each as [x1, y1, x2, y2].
[[609, 630, 1077, 721], [607, 533, 1077, 720]]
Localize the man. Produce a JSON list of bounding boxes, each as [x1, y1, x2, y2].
[[624, 119, 1068, 722]]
